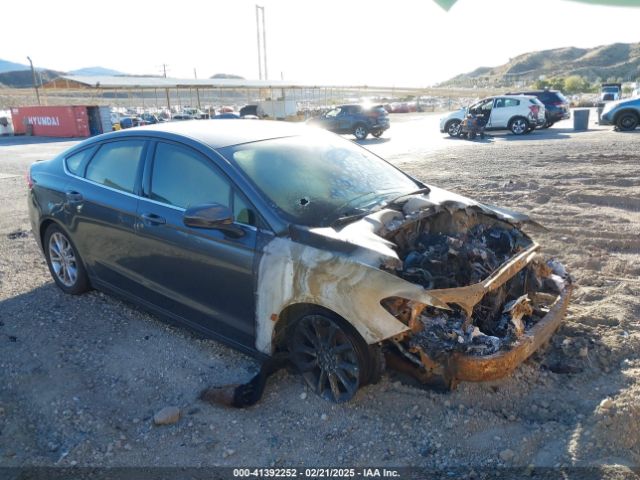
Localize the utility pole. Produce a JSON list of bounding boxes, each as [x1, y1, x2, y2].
[[255, 5, 268, 80], [26, 56, 41, 105], [160, 64, 170, 113]]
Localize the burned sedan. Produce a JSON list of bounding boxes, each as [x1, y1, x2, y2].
[[27, 120, 571, 403]]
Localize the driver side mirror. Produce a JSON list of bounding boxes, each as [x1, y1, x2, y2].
[[183, 203, 244, 237]]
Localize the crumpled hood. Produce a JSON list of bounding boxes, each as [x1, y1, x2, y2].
[[288, 185, 536, 268]]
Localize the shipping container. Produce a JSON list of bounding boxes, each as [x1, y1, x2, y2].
[[10, 106, 109, 137]]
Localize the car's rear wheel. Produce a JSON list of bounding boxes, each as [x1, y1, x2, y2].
[[616, 112, 639, 131], [289, 313, 373, 403], [371, 130, 383, 138], [44, 224, 89, 295], [509, 117, 529, 135], [353, 124, 369, 140], [446, 119, 462, 137]]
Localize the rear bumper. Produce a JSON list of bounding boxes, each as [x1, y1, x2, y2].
[[548, 110, 571, 122], [371, 123, 390, 131]]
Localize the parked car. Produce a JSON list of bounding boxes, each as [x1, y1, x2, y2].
[[506, 90, 570, 128], [440, 95, 545, 137], [140, 113, 161, 124], [171, 113, 197, 121], [212, 113, 240, 119], [308, 104, 390, 139], [240, 105, 258, 117], [599, 97, 640, 131], [27, 120, 570, 403], [118, 116, 145, 129]]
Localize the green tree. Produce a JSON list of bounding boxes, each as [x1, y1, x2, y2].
[[564, 75, 588, 94], [532, 78, 550, 90]]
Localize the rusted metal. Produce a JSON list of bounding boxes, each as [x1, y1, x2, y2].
[[426, 244, 540, 317], [411, 283, 572, 384]]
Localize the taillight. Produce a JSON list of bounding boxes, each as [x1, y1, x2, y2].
[[26, 169, 33, 189], [529, 105, 539, 116]]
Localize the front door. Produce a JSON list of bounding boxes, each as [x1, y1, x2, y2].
[[131, 140, 259, 349]]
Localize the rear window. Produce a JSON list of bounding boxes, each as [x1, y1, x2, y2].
[[368, 106, 388, 115], [65, 146, 96, 175], [85, 140, 145, 194]]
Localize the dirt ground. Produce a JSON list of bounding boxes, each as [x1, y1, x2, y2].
[[0, 114, 638, 475]]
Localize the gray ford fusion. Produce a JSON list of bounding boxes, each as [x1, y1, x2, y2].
[[28, 120, 571, 402]]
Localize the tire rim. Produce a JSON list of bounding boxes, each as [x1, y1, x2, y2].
[[48, 232, 78, 287], [448, 122, 461, 136], [512, 119, 527, 134], [355, 126, 366, 138], [621, 116, 635, 129], [290, 315, 360, 402]]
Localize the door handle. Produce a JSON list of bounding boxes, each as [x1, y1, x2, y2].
[[65, 191, 83, 203], [140, 213, 166, 225]]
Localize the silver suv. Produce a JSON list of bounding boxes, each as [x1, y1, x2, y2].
[[440, 95, 545, 136]]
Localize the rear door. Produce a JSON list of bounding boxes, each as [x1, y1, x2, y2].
[[66, 138, 146, 289], [130, 140, 259, 348]]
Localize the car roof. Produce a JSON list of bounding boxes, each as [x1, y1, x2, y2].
[[96, 119, 311, 149]]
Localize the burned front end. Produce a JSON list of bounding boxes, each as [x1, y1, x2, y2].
[[378, 194, 571, 388]]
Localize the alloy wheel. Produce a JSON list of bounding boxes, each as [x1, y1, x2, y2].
[[290, 315, 361, 402], [48, 232, 78, 287]]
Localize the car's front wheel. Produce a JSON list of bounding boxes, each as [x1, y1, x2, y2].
[[353, 124, 369, 140], [616, 112, 639, 131], [446, 119, 462, 137], [509, 117, 529, 135], [289, 313, 373, 403], [44, 224, 90, 295]]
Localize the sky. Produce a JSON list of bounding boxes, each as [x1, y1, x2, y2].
[[2, 0, 640, 87]]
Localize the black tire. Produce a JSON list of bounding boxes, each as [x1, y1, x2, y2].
[[288, 313, 373, 403], [353, 124, 369, 140], [616, 112, 639, 131], [43, 224, 90, 295], [509, 117, 529, 135], [445, 119, 462, 137], [468, 132, 477, 140], [367, 344, 385, 385], [371, 130, 383, 138]]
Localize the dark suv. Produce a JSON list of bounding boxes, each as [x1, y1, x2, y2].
[[309, 104, 390, 139], [506, 90, 570, 128]]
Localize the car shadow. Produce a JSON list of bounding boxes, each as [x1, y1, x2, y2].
[[355, 137, 391, 145]]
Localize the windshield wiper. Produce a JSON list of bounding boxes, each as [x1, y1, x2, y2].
[[324, 190, 392, 228], [383, 187, 431, 208]]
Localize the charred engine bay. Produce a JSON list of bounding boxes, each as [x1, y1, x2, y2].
[[383, 208, 567, 358]]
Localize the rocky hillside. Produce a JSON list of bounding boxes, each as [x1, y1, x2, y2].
[[442, 42, 640, 87]]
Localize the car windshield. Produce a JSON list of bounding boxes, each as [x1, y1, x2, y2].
[[219, 133, 419, 227]]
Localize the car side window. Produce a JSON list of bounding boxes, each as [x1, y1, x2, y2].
[[65, 146, 96, 175], [504, 98, 520, 107], [150, 142, 231, 210], [85, 140, 145, 193], [495, 98, 505, 108], [150, 142, 259, 227]]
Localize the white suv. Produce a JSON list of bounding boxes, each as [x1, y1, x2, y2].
[[440, 95, 546, 136]]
